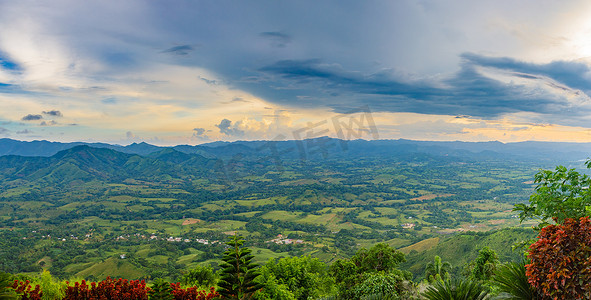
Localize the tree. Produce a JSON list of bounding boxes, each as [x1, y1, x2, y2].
[[514, 162, 591, 227], [252, 273, 295, 300], [424, 256, 451, 283], [330, 243, 411, 299], [148, 278, 173, 300], [254, 256, 334, 300], [181, 266, 216, 288], [351, 243, 406, 273], [469, 247, 499, 282], [36, 270, 65, 300], [217, 235, 263, 300], [352, 272, 404, 299], [526, 216, 591, 299]]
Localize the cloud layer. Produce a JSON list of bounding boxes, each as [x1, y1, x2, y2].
[[1, 1, 591, 143]]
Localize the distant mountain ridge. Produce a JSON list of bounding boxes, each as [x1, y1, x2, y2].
[[1, 137, 591, 162], [0, 145, 214, 185]]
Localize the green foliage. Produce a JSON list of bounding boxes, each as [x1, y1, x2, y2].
[[330, 243, 411, 299], [181, 266, 216, 288], [526, 217, 591, 299], [252, 273, 295, 300], [149, 278, 173, 300], [514, 162, 591, 227], [352, 272, 402, 299], [34, 270, 66, 300], [358, 294, 397, 300], [422, 278, 491, 300], [468, 247, 498, 282], [0, 272, 16, 300], [11, 279, 42, 300], [351, 243, 406, 273], [492, 260, 542, 300], [255, 256, 333, 300], [8, 271, 65, 300], [402, 228, 536, 279], [424, 256, 451, 283], [217, 235, 263, 300]]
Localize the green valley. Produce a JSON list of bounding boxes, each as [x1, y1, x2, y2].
[[0, 138, 564, 282]]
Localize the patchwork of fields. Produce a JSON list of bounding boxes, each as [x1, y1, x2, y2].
[[0, 141, 570, 279]]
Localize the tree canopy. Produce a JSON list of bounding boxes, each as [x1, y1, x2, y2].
[[217, 235, 263, 300], [514, 161, 591, 227]]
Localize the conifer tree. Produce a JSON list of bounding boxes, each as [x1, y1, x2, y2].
[[148, 278, 173, 300], [217, 234, 263, 299]]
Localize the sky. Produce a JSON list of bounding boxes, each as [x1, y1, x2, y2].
[[2, 1, 591, 145]]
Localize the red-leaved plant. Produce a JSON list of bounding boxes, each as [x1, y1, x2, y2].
[[526, 216, 591, 299], [11, 280, 42, 300], [170, 283, 219, 300], [64, 277, 218, 300], [64, 277, 148, 300]]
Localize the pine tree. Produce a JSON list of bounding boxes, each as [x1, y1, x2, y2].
[[148, 278, 173, 300], [217, 234, 263, 299]]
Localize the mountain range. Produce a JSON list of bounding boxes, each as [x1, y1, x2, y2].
[[1, 137, 590, 162]]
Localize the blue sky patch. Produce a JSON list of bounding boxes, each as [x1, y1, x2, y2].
[[0, 53, 20, 71]]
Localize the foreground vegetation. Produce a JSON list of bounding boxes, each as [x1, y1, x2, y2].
[[0, 238, 539, 299]]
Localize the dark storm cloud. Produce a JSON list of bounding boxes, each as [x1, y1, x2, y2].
[[43, 110, 63, 117], [21, 114, 43, 121], [253, 55, 591, 119]]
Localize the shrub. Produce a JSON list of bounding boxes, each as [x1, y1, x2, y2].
[[493, 260, 543, 300], [64, 277, 148, 300], [170, 284, 219, 300], [0, 272, 16, 300], [422, 278, 490, 300], [11, 280, 42, 300], [149, 278, 173, 300], [36, 270, 66, 300], [526, 216, 591, 299], [181, 266, 216, 288]]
